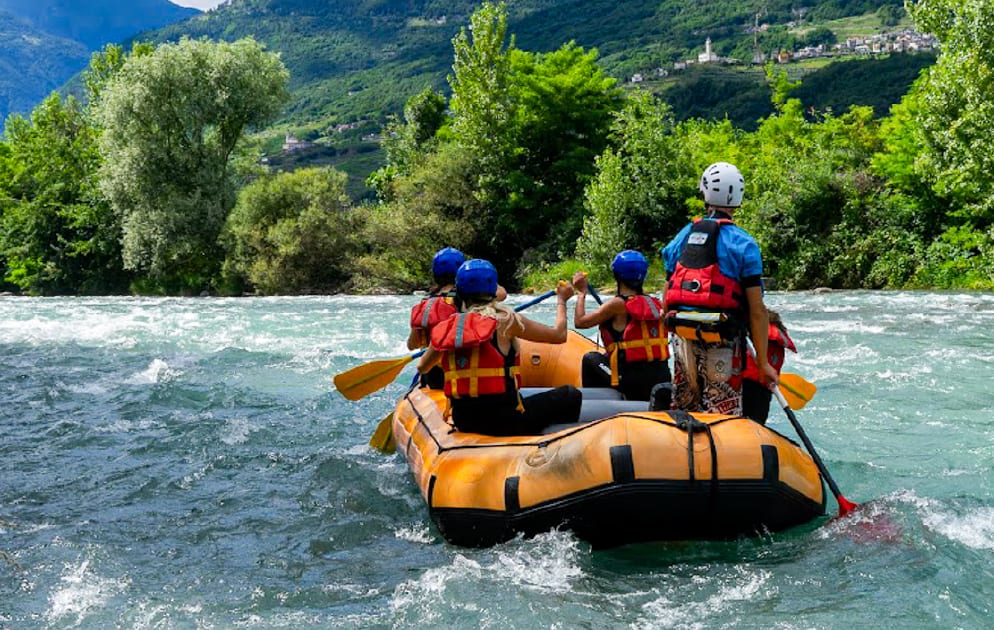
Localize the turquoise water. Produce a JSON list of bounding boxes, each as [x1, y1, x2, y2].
[[1, 292, 993, 628]]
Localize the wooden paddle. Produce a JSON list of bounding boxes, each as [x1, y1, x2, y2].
[[362, 289, 559, 453]]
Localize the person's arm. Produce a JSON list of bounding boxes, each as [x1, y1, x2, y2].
[[406, 327, 426, 351], [416, 346, 442, 374], [571, 271, 626, 329], [744, 285, 778, 385], [516, 282, 574, 344]]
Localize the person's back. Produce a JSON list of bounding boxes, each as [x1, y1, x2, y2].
[[417, 259, 580, 436], [661, 162, 778, 415], [572, 250, 671, 407]]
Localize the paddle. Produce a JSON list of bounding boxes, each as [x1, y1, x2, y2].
[[779, 372, 817, 409], [334, 349, 426, 402], [363, 289, 559, 453], [747, 339, 857, 517]]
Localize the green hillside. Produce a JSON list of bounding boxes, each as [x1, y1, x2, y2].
[[153, 0, 910, 128], [0, 0, 197, 50], [144, 0, 922, 197]]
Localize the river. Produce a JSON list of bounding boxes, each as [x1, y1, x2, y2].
[[1, 292, 992, 628]]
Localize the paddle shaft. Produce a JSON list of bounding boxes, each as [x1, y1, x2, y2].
[[747, 338, 857, 516], [587, 284, 603, 305]]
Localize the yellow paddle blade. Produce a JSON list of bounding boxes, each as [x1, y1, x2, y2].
[[369, 412, 397, 454], [779, 372, 817, 410], [333, 355, 415, 401]]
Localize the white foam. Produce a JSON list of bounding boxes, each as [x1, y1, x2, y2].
[[126, 359, 176, 385], [492, 530, 583, 592], [220, 417, 257, 445], [636, 567, 771, 630], [390, 531, 585, 617], [924, 506, 994, 550], [46, 557, 129, 624], [394, 522, 435, 544]]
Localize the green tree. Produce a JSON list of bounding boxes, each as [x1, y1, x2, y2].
[[0, 94, 128, 294], [505, 42, 624, 263], [95, 37, 289, 293], [877, 4, 905, 27], [875, 0, 994, 287], [904, 0, 994, 225], [224, 167, 357, 294], [369, 87, 448, 202], [354, 142, 478, 292], [449, 1, 515, 182], [576, 91, 698, 276]]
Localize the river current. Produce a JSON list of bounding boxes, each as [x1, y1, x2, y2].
[[1, 292, 993, 628]]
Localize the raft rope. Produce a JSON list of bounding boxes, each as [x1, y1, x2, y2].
[[669, 410, 720, 500]]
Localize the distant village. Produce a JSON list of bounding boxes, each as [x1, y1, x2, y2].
[[630, 27, 939, 83]]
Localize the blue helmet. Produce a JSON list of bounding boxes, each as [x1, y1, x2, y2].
[[456, 259, 498, 296], [611, 250, 649, 284], [432, 247, 465, 276]]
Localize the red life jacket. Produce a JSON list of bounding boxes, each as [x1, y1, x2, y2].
[[431, 312, 521, 400], [600, 294, 669, 387], [665, 218, 744, 314], [742, 323, 796, 382], [409, 294, 458, 348]]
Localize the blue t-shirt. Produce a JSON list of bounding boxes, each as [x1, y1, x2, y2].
[[661, 218, 764, 287]]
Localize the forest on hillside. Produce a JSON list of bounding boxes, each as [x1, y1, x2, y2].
[[1, 0, 992, 297]]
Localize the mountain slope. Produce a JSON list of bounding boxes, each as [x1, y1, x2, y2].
[[150, 0, 911, 129], [0, 0, 198, 50], [0, 11, 90, 123], [0, 0, 198, 126]]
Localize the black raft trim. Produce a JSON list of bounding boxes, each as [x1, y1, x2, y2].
[[762, 444, 779, 483], [610, 445, 635, 483], [427, 475, 437, 508], [504, 476, 520, 513]]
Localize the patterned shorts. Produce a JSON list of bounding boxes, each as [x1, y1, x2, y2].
[[671, 335, 744, 415]]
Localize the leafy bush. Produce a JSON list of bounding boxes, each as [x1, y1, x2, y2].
[[223, 167, 359, 294]]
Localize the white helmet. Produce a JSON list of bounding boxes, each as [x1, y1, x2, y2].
[[699, 162, 745, 208]]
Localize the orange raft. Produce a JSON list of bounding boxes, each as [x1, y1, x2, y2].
[[391, 331, 826, 548]]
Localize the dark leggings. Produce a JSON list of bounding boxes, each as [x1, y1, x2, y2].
[[451, 385, 582, 436], [741, 379, 773, 424]]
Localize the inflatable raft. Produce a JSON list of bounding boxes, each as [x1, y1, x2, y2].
[[391, 331, 825, 548]]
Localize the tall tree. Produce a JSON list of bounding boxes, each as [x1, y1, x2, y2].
[[95, 37, 289, 292], [904, 0, 994, 224], [446, 2, 623, 282]]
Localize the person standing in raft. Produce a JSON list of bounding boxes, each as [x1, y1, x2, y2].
[[408, 247, 509, 389], [571, 251, 672, 409], [661, 161, 778, 415], [416, 259, 581, 436], [741, 308, 795, 424]]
